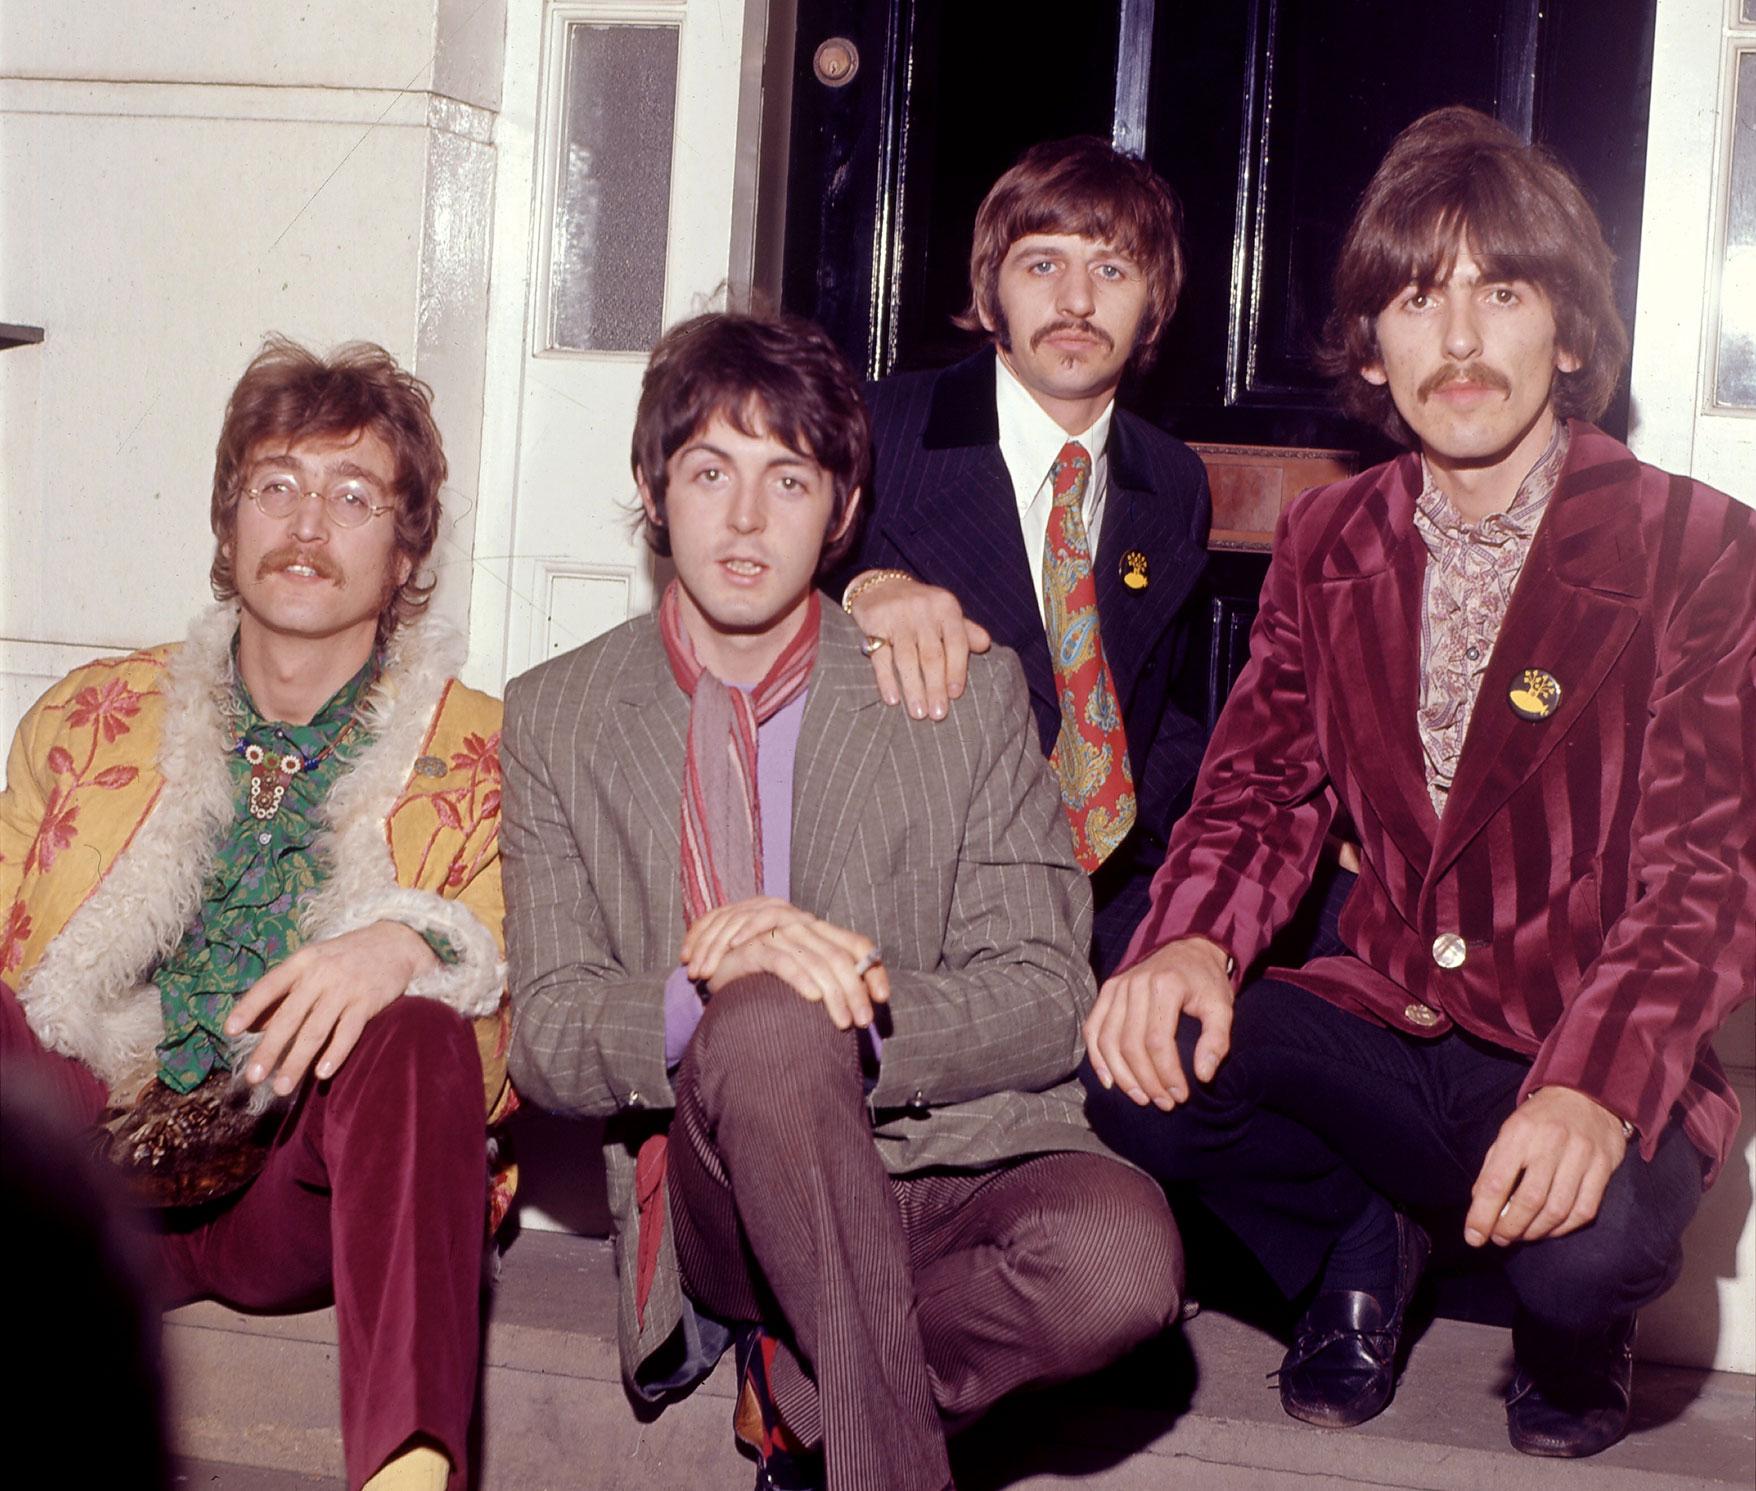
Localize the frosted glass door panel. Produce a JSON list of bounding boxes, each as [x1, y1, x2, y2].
[[547, 23, 679, 353], [1716, 49, 1756, 408]]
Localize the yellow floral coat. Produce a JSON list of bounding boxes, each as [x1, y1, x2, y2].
[[1, 605, 512, 1121]]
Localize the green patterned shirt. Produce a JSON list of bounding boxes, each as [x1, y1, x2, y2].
[[152, 657, 375, 1092]]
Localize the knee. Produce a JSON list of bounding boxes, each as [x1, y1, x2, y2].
[[1081, 1063, 1154, 1156], [1507, 1220, 1682, 1331], [688, 974, 857, 1109], [1026, 1160, 1183, 1362], [1081, 1060, 1204, 1186], [337, 996, 480, 1104]]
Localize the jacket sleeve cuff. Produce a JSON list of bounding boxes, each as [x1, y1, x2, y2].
[[315, 885, 506, 1019], [1118, 905, 1260, 986], [1520, 1042, 1659, 1162]]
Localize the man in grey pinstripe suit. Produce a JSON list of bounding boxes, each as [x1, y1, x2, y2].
[[501, 313, 1182, 1491]]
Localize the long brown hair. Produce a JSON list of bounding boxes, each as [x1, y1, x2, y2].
[[1321, 107, 1628, 445], [210, 337, 447, 644]]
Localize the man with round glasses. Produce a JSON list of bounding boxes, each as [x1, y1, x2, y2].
[[244, 469, 397, 527], [0, 337, 511, 1491]]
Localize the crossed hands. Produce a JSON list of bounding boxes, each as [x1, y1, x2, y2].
[[224, 920, 439, 1095], [681, 895, 889, 1031], [1083, 937, 1236, 1110], [846, 573, 991, 721]]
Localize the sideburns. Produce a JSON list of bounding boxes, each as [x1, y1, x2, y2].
[[990, 301, 1013, 352]]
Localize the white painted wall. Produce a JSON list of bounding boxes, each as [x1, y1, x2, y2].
[[0, 2, 504, 734], [1628, 0, 1756, 1378]]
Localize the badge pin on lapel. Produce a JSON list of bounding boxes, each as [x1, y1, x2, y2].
[[1121, 549, 1149, 590], [1508, 669, 1562, 721]]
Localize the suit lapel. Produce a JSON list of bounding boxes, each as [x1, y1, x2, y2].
[[1311, 456, 1438, 873], [791, 609, 901, 907], [607, 627, 687, 854], [880, 350, 1058, 736], [1430, 430, 1646, 879], [1093, 413, 1204, 714]]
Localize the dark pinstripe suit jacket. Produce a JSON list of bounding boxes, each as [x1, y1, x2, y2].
[[845, 348, 1211, 976], [1128, 422, 1755, 1181], [501, 602, 1113, 1384]]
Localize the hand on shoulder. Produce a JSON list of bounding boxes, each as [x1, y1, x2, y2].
[[844, 571, 991, 721]]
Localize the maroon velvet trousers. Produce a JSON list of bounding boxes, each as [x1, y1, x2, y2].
[[0, 981, 487, 1491], [667, 975, 1184, 1491]]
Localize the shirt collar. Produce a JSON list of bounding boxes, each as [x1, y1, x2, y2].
[[1415, 419, 1570, 546], [994, 353, 1115, 515]]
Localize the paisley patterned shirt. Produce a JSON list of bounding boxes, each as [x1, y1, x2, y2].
[[152, 658, 375, 1091], [1413, 422, 1568, 815]]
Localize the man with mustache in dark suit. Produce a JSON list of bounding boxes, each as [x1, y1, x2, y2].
[[836, 136, 1213, 979]]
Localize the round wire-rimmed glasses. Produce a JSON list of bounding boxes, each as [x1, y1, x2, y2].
[[243, 476, 394, 529]]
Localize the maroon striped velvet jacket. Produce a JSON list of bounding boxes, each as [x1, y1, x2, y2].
[[1125, 422, 1755, 1181]]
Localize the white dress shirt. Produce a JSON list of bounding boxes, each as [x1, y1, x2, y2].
[[994, 353, 1115, 625]]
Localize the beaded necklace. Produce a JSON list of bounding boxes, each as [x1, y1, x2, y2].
[[232, 718, 363, 821]]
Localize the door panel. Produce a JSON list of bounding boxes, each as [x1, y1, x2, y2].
[[469, 0, 755, 689], [781, 0, 1657, 454]]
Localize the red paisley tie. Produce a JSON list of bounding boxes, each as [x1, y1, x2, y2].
[[1042, 440, 1135, 871]]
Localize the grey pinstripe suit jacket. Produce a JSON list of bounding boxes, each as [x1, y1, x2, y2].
[[502, 600, 1110, 1385]]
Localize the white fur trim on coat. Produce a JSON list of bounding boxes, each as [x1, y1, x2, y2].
[[299, 615, 504, 1019], [19, 604, 501, 1087]]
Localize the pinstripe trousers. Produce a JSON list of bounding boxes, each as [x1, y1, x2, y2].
[[667, 975, 1183, 1491]]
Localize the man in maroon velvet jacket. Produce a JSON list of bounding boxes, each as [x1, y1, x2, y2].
[[1083, 106, 1754, 1460]]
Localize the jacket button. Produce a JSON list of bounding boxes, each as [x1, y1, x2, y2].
[[1431, 932, 1467, 969], [908, 1090, 928, 1112], [1403, 1001, 1442, 1028], [625, 1090, 644, 1110]]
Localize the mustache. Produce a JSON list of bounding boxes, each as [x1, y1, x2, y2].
[[1030, 318, 1114, 354], [257, 545, 343, 583], [1418, 362, 1511, 400]]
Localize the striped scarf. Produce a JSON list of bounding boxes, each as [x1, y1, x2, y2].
[[634, 582, 818, 1328], [658, 581, 821, 924]]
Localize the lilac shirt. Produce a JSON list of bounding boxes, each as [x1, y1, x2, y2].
[[662, 691, 807, 1065]]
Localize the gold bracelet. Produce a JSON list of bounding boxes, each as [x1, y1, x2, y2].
[[841, 568, 914, 613]]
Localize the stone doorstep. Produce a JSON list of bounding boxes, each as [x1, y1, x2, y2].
[[165, 1230, 1755, 1491]]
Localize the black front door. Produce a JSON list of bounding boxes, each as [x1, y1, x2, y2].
[[777, 0, 1656, 452]]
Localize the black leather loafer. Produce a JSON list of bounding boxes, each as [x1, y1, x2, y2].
[[754, 1450, 826, 1491], [1506, 1311, 1636, 1458], [1275, 1212, 1430, 1428]]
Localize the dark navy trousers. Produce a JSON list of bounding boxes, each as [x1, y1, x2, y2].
[[1084, 976, 1706, 1331]]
